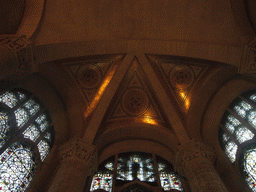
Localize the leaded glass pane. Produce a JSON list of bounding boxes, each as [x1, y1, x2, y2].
[[14, 108, 29, 127], [0, 112, 11, 148], [158, 163, 183, 191], [90, 172, 113, 192], [44, 132, 51, 142], [248, 111, 256, 128], [235, 127, 254, 143], [117, 154, 156, 182], [35, 114, 49, 132], [24, 100, 40, 116], [0, 143, 36, 192], [37, 140, 50, 161], [22, 124, 40, 142], [105, 162, 114, 171], [222, 133, 230, 143], [224, 141, 238, 163], [0, 92, 18, 108], [244, 148, 256, 191], [234, 101, 252, 118], [224, 122, 235, 134], [250, 94, 256, 102], [227, 115, 241, 127]]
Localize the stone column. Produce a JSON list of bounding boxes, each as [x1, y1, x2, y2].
[[0, 35, 34, 81], [175, 140, 228, 192], [48, 138, 98, 192]]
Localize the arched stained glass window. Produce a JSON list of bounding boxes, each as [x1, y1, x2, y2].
[[0, 88, 55, 191], [219, 90, 256, 191], [89, 152, 184, 192], [156, 156, 183, 191]]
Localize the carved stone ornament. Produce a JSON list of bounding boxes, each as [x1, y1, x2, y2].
[[0, 35, 34, 80], [58, 138, 98, 174], [174, 140, 216, 177]]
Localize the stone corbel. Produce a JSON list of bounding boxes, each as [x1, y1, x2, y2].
[[0, 35, 35, 81]]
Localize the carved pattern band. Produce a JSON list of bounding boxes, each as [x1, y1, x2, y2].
[[175, 140, 216, 177], [0, 35, 34, 79], [58, 138, 98, 174]]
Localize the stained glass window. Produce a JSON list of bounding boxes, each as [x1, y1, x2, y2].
[[90, 153, 184, 192], [117, 153, 156, 183], [219, 91, 256, 191], [0, 89, 55, 191], [0, 142, 36, 191]]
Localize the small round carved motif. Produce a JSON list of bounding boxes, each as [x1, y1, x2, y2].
[[122, 89, 149, 115], [78, 65, 101, 89], [170, 65, 194, 90]]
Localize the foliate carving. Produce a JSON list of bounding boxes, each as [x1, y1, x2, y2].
[[0, 35, 34, 78], [58, 138, 98, 174], [175, 140, 216, 177]]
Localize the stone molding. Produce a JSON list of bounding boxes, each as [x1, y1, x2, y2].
[[240, 37, 256, 78], [0, 35, 34, 80], [175, 140, 216, 177], [58, 138, 98, 175]]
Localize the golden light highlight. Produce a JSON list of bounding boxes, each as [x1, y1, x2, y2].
[[141, 116, 158, 125], [84, 65, 118, 118], [179, 91, 190, 111]]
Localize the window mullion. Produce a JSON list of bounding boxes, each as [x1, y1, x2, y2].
[[220, 124, 240, 146], [227, 108, 256, 135], [17, 107, 47, 136], [12, 94, 34, 111], [239, 96, 256, 109], [112, 154, 118, 192], [152, 153, 162, 190], [34, 123, 54, 145]]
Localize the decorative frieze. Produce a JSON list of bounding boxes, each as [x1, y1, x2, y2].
[[0, 35, 34, 80]]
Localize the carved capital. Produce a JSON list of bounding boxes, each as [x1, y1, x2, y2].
[[0, 35, 34, 80], [58, 138, 98, 175], [175, 140, 216, 177]]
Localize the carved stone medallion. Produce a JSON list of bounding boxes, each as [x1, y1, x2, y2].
[[78, 64, 101, 89], [170, 65, 194, 90], [122, 89, 149, 115]]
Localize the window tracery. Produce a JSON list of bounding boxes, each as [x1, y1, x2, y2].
[[219, 90, 256, 191], [90, 153, 183, 192], [0, 88, 54, 191]]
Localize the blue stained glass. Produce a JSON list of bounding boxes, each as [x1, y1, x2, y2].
[[234, 101, 252, 118], [0, 143, 36, 192], [225, 122, 235, 134], [105, 162, 114, 171], [227, 115, 241, 127]]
